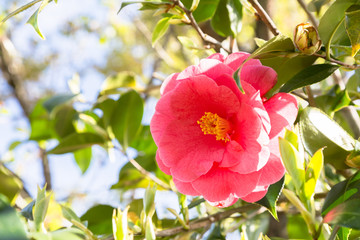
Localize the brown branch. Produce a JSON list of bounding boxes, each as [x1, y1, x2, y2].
[[313, 53, 360, 70], [171, 0, 230, 53], [248, 0, 280, 36], [0, 36, 52, 190], [297, 0, 318, 27]]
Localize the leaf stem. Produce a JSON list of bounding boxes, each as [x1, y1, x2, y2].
[[328, 225, 340, 240], [313, 53, 360, 70]]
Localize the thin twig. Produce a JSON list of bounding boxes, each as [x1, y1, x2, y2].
[[171, 0, 230, 53], [248, 0, 280, 36], [313, 53, 360, 70], [305, 86, 316, 107], [297, 0, 318, 27], [328, 225, 340, 240]]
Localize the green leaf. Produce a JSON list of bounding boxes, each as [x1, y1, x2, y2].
[[130, 126, 157, 154], [315, 85, 353, 116], [100, 72, 136, 96], [190, 0, 200, 11], [73, 147, 92, 174], [233, 68, 244, 93], [323, 199, 360, 229], [0, 195, 27, 240], [47, 132, 105, 154], [94, 98, 117, 128], [0, 165, 23, 204], [145, 215, 156, 240], [113, 206, 130, 240], [50, 228, 86, 240], [337, 227, 352, 240], [29, 99, 53, 141], [318, 0, 359, 47], [80, 204, 114, 235], [152, 17, 172, 46], [110, 90, 143, 150], [304, 148, 324, 199], [279, 64, 339, 93], [52, 105, 77, 139], [210, 0, 242, 37], [43, 94, 77, 113], [182, 0, 220, 22], [118, 1, 172, 13], [1, 0, 42, 23], [20, 200, 35, 221], [345, 5, 360, 56], [322, 171, 360, 215], [279, 138, 305, 194], [252, 34, 295, 58], [60, 204, 81, 223], [299, 107, 355, 169], [26, 0, 52, 39], [144, 185, 156, 216], [34, 186, 51, 232], [256, 177, 285, 220]]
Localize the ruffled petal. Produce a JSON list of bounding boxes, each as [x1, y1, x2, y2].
[[192, 166, 260, 202], [173, 178, 200, 196], [223, 52, 261, 71], [257, 153, 285, 186], [240, 65, 277, 97], [156, 151, 171, 175], [197, 59, 234, 80], [207, 194, 238, 208], [207, 53, 226, 62], [241, 185, 268, 202], [161, 73, 180, 96], [264, 93, 298, 139]]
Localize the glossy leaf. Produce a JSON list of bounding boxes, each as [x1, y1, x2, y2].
[[345, 5, 360, 56], [60, 204, 81, 223], [34, 186, 51, 232], [304, 148, 324, 199], [0, 165, 23, 204], [80, 204, 114, 235], [315, 85, 353, 116], [299, 107, 355, 169], [100, 72, 136, 96], [110, 90, 143, 150], [211, 0, 242, 37], [256, 177, 285, 220], [279, 64, 339, 93], [0, 195, 27, 240], [26, 0, 51, 39], [152, 16, 172, 46], [43, 94, 77, 113], [322, 171, 360, 215], [73, 147, 92, 174], [47, 132, 105, 154], [279, 138, 305, 194], [318, 0, 358, 47], [252, 34, 294, 58], [182, 0, 220, 22], [323, 199, 360, 229]]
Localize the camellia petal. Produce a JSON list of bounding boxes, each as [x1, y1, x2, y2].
[[160, 72, 180, 96], [240, 65, 277, 97], [173, 178, 200, 196], [257, 153, 285, 186], [207, 193, 238, 208], [156, 151, 171, 175], [241, 185, 268, 202]]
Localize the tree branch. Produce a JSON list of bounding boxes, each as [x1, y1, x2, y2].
[[0, 36, 52, 190], [248, 0, 280, 36], [297, 0, 318, 27]]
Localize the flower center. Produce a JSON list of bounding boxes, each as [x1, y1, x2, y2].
[[197, 112, 231, 142]]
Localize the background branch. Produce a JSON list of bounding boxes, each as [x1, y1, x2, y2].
[[248, 0, 280, 36]]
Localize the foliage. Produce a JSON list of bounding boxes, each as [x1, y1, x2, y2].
[[1, 0, 360, 239]]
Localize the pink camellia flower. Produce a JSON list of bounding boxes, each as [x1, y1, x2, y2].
[[150, 52, 298, 207]]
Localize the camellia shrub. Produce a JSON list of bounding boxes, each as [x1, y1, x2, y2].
[[1, 0, 360, 240]]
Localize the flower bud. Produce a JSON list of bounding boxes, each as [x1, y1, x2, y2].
[[294, 23, 321, 55], [346, 140, 360, 168]]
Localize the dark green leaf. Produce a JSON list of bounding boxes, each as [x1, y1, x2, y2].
[[129, 126, 157, 154], [100, 71, 136, 96], [20, 200, 35, 221], [345, 5, 360, 56], [315, 85, 353, 116], [322, 171, 360, 215], [323, 199, 360, 229], [280, 64, 339, 93], [0, 165, 23, 204], [256, 177, 285, 220], [152, 17, 172, 46], [52, 105, 77, 139], [73, 147, 92, 174], [233, 68, 244, 93], [0, 195, 27, 240], [47, 132, 105, 154], [182, 0, 220, 22], [94, 98, 117, 128], [110, 90, 143, 150], [80, 204, 114, 235], [188, 198, 205, 209], [43, 94, 77, 113], [299, 107, 355, 169], [210, 0, 242, 37]]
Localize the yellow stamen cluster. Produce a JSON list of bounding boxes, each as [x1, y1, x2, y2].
[[197, 112, 231, 142]]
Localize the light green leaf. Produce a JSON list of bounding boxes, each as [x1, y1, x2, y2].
[[299, 107, 355, 169], [182, 0, 220, 22], [345, 5, 360, 56], [52, 105, 77, 139], [112, 206, 130, 240], [118, 1, 172, 13], [0, 195, 27, 240], [26, 0, 52, 39], [145, 215, 156, 240], [50, 228, 85, 240], [279, 138, 305, 194], [73, 147, 92, 174], [1, 0, 42, 23], [110, 90, 143, 150], [0, 165, 23, 205], [190, 0, 200, 11], [47, 132, 105, 154], [144, 185, 156, 216], [29, 99, 53, 141], [60, 204, 81, 223], [323, 199, 360, 229], [337, 227, 352, 240], [100, 72, 136, 96], [256, 177, 285, 220], [34, 186, 51, 232], [152, 17, 172, 46], [304, 148, 324, 199], [279, 64, 339, 93]]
